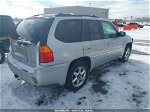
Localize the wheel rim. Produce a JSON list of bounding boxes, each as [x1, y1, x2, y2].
[[72, 67, 86, 87], [125, 48, 131, 61]]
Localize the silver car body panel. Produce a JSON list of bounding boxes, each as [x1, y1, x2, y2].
[[8, 16, 133, 86]]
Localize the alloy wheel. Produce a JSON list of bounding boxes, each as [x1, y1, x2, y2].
[[72, 67, 86, 87]]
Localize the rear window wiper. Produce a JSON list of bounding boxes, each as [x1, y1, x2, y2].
[[17, 40, 33, 46]]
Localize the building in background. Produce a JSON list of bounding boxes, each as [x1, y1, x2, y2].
[[44, 6, 109, 19], [13, 17, 22, 25]]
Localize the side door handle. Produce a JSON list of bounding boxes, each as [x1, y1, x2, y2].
[[87, 46, 91, 50]]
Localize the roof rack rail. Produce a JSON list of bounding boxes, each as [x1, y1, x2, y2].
[[33, 14, 44, 16], [57, 13, 74, 16], [55, 13, 99, 18], [32, 13, 99, 18]]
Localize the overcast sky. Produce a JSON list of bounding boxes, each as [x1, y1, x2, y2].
[[0, 0, 149, 19]]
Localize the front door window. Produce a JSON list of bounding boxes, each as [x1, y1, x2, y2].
[[101, 21, 117, 39]]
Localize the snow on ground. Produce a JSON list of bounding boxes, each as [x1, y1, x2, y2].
[[0, 27, 150, 109]]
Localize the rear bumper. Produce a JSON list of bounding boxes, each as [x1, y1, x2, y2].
[[7, 54, 69, 86]]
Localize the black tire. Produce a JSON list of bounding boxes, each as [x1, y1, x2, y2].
[[119, 45, 131, 63], [65, 61, 89, 92], [0, 50, 5, 64]]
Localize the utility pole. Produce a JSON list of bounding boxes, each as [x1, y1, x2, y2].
[[131, 16, 133, 22], [89, 2, 91, 7]]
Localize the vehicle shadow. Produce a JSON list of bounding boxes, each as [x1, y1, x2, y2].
[[9, 80, 68, 108], [134, 43, 150, 47], [132, 49, 150, 55], [133, 39, 150, 47], [133, 39, 150, 44]]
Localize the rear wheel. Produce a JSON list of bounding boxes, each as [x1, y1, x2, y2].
[[0, 50, 5, 64], [119, 45, 131, 62], [65, 62, 89, 92]]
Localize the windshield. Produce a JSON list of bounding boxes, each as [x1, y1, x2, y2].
[[16, 18, 54, 45]]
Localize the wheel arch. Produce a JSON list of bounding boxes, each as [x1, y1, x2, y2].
[[126, 42, 132, 49], [68, 56, 91, 72], [65, 56, 91, 91]]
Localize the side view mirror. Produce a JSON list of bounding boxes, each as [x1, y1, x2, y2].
[[118, 31, 126, 37]]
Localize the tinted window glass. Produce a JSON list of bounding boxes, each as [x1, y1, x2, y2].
[[55, 19, 81, 43], [17, 18, 54, 45], [0, 15, 16, 37], [88, 20, 101, 40], [82, 20, 90, 41], [101, 21, 117, 38]]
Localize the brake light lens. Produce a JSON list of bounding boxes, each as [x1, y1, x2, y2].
[[39, 46, 54, 63], [9, 36, 12, 44]]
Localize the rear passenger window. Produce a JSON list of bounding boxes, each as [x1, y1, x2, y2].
[[55, 19, 81, 43], [88, 20, 102, 40], [82, 20, 91, 41]]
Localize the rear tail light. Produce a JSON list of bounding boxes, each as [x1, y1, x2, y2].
[[9, 36, 12, 44], [39, 46, 54, 63]]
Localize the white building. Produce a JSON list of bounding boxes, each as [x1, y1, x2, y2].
[[44, 6, 109, 19]]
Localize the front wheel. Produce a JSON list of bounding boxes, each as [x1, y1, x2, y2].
[[0, 50, 5, 64], [119, 45, 131, 63], [65, 62, 89, 92]]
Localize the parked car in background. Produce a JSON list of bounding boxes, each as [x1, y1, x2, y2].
[[128, 22, 144, 28], [112, 22, 125, 27], [145, 23, 150, 26], [0, 15, 16, 64], [8, 14, 133, 91]]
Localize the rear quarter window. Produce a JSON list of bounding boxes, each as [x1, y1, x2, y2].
[[55, 19, 81, 43]]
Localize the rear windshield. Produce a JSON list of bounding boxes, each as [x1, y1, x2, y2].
[[16, 18, 54, 45], [0, 15, 16, 37]]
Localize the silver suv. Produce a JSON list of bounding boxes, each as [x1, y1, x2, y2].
[[8, 14, 133, 91]]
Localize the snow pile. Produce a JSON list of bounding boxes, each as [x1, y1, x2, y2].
[[0, 27, 150, 109]]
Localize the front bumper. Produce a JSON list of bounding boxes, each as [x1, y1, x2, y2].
[[7, 54, 69, 86]]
